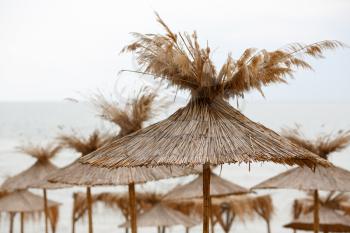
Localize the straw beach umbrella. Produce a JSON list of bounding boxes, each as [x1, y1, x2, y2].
[[80, 14, 339, 233], [163, 172, 249, 200], [52, 130, 112, 233], [120, 203, 199, 233], [0, 143, 67, 233], [0, 190, 60, 233], [253, 129, 350, 233], [49, 91, 197, 233], [284, 206, 350, 232], [163, 171, 250, 233]]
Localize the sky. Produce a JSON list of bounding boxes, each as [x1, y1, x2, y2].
[[0, 0, 349, 102]]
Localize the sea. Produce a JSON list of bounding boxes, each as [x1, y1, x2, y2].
[[0, 101, 349, 233]]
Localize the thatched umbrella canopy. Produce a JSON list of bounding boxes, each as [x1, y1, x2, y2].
[[253, 128, 350, 233], [163, 172, 249, 233], [80, 14, 339, 233], [0, 143, 67, 233], [1, 144, 65, 191], [0, 190, 60, 233], [284, 206, 350, 232], [164, 172, 249, 200], [120, 203, 199, 232], [49, 130, 112, 233], [50, 91, 197, 233]]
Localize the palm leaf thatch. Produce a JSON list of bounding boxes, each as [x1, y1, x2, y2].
[[79, 16, 339, 168], [285, 206, 350, 232], [1, 143, 66, 191], [119, 203, 199, 228], [163, 172, 249, 200], [282, 127, 350, 160]]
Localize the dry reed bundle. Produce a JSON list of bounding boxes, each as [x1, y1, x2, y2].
[[122, 13, 344, 100], [92, 87, 162, 137], [80, 14, 342, 233], [58, 130, 114, 156], [282, 127, 350, 160]]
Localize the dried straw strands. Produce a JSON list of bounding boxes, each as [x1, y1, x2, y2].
[[1, 144, 65, 191], [0, 190, 60, 233], [253, 127, 350, 233], [284, 206, 350, 232], [163, 172, 249, 200], [80, 14, 341, 233], [120, 203, 199, 228]]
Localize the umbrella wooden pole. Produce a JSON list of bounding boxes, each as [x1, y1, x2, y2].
[[43, 189, 49, 233], [185, 227, 189, 233], [128, 182, 137, 233], [72, 193, 76, 233], [20, 212, 24, 233], [209, 197, 215, 233], [86, 187, 93, 233], [9, 212, 15, 233], [313, 190, 320, 233], [203, 164, 211, 233]]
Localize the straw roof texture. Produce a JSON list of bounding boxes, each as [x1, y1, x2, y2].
[[1, 160, 67, 191], [253, 128, 350, 192], [0, 190, 60, 212], [0, 144, 67, 191], [80, 14, 340, 169], [252, 165, 350, 192], [52, 90, 197, 186], [284, 206, 350, 232], [164, 172, 249, 200], [72, 191, 162, 222], [48, 159, 197, 186], [81, 98, 329, 168], [120, 203, 199, 228]]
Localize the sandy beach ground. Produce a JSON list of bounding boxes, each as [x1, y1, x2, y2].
[[0, 101, 349, 233]]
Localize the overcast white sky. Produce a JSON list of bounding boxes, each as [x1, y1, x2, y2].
[[0, 0, 349, 102]]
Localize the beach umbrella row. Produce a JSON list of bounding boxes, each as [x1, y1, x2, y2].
[[253, 128, 350, 233], [0, 190, 60, 233], [47, 90, 198, 233], [0, 144, 67, 233], [1, 14, 346, 233], [80, 14, 340, 233]]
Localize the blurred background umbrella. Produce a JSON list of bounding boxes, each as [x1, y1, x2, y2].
[[253, 127, 350, 233], [0, 190, 60, 233], [0, 143, 67, 233]]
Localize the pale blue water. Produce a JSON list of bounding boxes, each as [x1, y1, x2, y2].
[[0, 101, 349, 233]]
